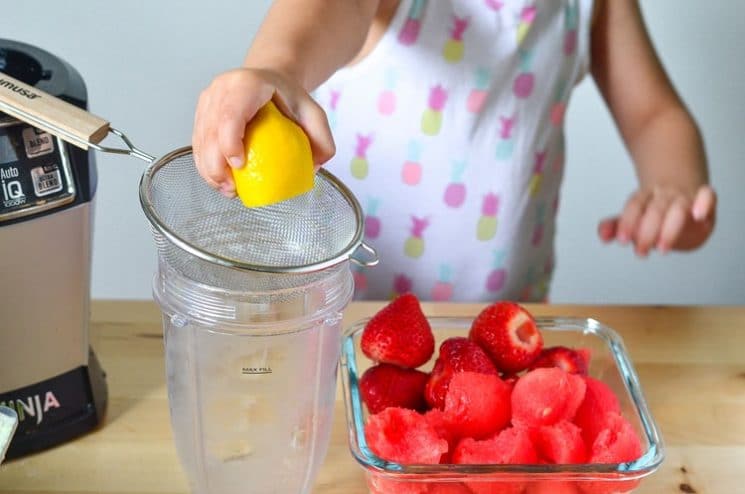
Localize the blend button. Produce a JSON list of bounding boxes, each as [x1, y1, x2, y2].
[[22, 127, 54, 158]]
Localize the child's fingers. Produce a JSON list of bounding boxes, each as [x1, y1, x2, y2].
[[216, 77, 275, 169], [597, 217, 619, 243], [202, 137, 235, 198], [217, 113, 248, 169], [296, 97, 336, 165], [657, 197, 689, 253], [616, 191, 649, 244], [272, 84, 336, 166], [692, 184, 717, 221], [634, 194, 670, 256]]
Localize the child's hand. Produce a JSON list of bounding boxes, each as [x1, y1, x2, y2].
[[192, 68, 335, 197], [597, 185, 716, 256]]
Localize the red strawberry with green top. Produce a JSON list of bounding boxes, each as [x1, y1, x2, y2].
[[469, 301, 543, 373], [529, 346, 589, 375], [360, 363, 430, 414], [361, 293, 435, 368], [424, 337, 498, 409]]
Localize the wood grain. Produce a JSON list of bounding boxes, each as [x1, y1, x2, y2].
[[1, 302, 743, 494], [0, 73, 110, 149]]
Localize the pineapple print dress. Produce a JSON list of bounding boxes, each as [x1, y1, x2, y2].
[[315, 0, 595, 302]]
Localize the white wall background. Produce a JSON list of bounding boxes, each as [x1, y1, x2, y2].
[[3, 1, 743, 304]]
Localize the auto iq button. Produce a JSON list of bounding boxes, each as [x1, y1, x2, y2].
[[31, 165, 63, 197], [22, 127, 54, 158], [1, 165, 27, 208]]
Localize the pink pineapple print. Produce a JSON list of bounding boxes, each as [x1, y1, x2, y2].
[[516, 5, 537, 45], [328, 89, 340, 129], [352, 264, 368, 293], [442, 15, 470, 63], [364, 198, 381, 239], [350, 134, 373, 179], [443, 160, 467, 208], [390, 274, 413, 300], [467, 67, 490, 113], [495, 113, 516, 160], [421, 85, 448, 135], [398, 0, 425, 45], [378, 68, 397, 115], [564, 2, 579, 55], [401, 140, 423, 185], [486, 250, 507, 293], [528, 150, 547, 197], [476, 193, 499, 241], [485, 0, 503, 11], [550, 80, 568, 127], [513, 49, 535, 99], [532, 203, 546, 246], [404, 216, 429, 258], [431, 265, 454, 301]]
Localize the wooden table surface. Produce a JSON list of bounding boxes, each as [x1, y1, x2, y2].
[[1, 302, 743, 493]]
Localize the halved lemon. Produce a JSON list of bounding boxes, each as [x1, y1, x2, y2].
[[231, 101, 314, 208]]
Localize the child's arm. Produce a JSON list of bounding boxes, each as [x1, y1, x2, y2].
[[591, 0, 716, 256], [192, 0, 380, 196]]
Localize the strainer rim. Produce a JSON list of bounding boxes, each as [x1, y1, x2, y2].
[[138, 146, 365, 274]]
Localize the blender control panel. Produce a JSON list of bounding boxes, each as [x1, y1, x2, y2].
[[0, 122, 75, 222]]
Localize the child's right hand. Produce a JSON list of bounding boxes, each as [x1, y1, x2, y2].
[[192, 67, 335, 198]]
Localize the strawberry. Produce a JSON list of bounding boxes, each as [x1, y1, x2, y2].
[[424, 337, 498, 409], [576, 347, 592, 368], [529, 346, 589, 375], [361, 293, 435, 368], [468, 301, 543, 373], [360, 363, 430, 414]]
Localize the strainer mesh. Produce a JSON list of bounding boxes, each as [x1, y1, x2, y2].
[[140, 149, 361, 290]]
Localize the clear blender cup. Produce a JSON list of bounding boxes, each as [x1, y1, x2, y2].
[[139, 149, 377, 494], [154, 259, 352, 494]]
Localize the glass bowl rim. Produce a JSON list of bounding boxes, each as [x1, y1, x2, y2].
[[339, 316, 665, 479]]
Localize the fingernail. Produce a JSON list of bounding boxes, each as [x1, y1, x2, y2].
[[617, 232, 629, 244], [692, 204, 706, 221], [220, 185, 235, 198], [228, 156, 243, 168], [657, 241, 669, 254]]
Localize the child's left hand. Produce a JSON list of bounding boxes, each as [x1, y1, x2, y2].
[[597, 184, 716, 256]]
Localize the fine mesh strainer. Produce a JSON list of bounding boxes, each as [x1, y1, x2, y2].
[[0, 72, 378, 281]]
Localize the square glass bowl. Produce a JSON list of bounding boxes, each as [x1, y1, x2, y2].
[[340, 317, 665, 494]]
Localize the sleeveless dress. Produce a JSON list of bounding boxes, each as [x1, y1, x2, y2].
[[315, 0, 594, 302]]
